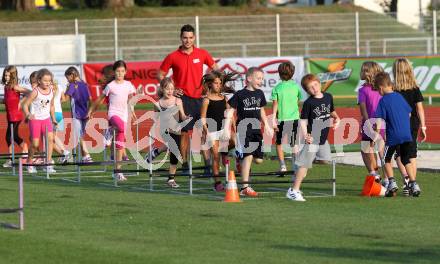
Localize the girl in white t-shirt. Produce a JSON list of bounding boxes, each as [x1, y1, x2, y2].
[[89, 60, 137, 181], [22, 69, 57, 174]]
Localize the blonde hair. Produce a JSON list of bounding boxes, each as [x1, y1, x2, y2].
[[158, 77, 174, 98], [360, 61, 383, 89], [393, 58, 418, 91]]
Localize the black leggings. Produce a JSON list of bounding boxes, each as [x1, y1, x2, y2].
[[166, 132, 181, 166], [6, 121, 24, 147]]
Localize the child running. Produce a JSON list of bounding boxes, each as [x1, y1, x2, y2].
[[200, 71, 236, 192], [64, 66, 93, 163], [286, 74, 340, 202], [226, 67, 273, 197], [88, 60, 137, 181], [357, 61, 384, 179], [1, 66, 29, 167], [22, 68, 57, 173], [391, 58, 427, 196], [271, 61, 302, 172], [373, 72, 420, 197], [146, 77, 190, 188]]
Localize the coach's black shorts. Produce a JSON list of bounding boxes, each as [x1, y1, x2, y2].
[[275, 120, 298, 146], [181, 94, 203, 132], [384, 141, 412, 166], [242, 131, 263, 159]]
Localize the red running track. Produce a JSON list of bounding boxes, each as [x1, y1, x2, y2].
[[0, 107, 439, 153]]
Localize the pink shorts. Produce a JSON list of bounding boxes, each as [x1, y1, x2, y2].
[[29, 118, 53, 140]]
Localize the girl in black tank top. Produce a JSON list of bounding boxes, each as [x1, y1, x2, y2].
[[201, 71, 237, 192]]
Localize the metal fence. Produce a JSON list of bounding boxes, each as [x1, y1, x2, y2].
[[0, 11, 438, 62]]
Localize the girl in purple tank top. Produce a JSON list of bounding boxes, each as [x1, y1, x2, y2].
[[357, 61, 384, 178]]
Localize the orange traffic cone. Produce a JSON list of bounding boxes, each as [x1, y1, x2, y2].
[[224, 170, 241, 203], [361, 175, 375, 196], [369, 180, 386, 197], [361, 175, 386, 197]]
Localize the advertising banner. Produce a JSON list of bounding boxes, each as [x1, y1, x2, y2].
[[83, 57, 305, 102], [216, 56, 306, 101], [307, 56, 440, 97], [0, 64, 80, 97], [83, 61, 161, 101]]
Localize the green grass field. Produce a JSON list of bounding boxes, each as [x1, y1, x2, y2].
[[1, 156, 439, 264]]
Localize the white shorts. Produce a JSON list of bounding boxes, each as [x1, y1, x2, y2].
[[207, 130, 224, 142]]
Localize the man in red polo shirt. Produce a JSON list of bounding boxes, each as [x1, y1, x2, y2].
[[159, 24, 218, 173]]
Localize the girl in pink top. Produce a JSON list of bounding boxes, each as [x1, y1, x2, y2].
[[357, 61, 384, 178], [1, 66, 29, 167], [22, 69, 58, 174], [89, 60, 137, 181]]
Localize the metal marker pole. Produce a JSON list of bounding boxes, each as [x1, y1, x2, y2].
[[11, 123, 15, 176], [103, 143, 107, 173], [149, 135, 153, 191], [75, 120, 82, 183], [189, 136, 193, 195], [45, 126, 49, 180], [136, 121, 139, 176], [18, 158, 24, 230], [113, 129, 117, 187], [332, 159, 336, 197]]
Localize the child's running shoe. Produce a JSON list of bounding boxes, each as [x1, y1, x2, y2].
[[2, 159, 12, 168], [114, 173, 127, 182], [402, 176, 410, 196], [122, 155, 130, 161], [286, 187, 306, 202], [82, 155, 93, 163], [280, 164, 287, 173], [167, 179, 180, 188], [385, 179, 398, 197], [214, 182, 225, 192], [58, 151, 70, 164], [145, 147, 159, 163], [410, 182, 421, 197], [45, 165, 56, 173], [402, 184, 411, 197], [381, 178, 389, 189], [240, 186, 258, 197], [27, 166, 37, 174]]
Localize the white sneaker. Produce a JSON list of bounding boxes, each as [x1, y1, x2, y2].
[[286, 188, 306, 202], [58, 151, 70, 164], [166, 179, 180, 188], [45, 166, 56, 173], [3, 160, 12, 168], [27, 166, 37, 174], [82, 155, 93, 163], [280, 164, 287, 172], [114, 173, 127, 182]]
